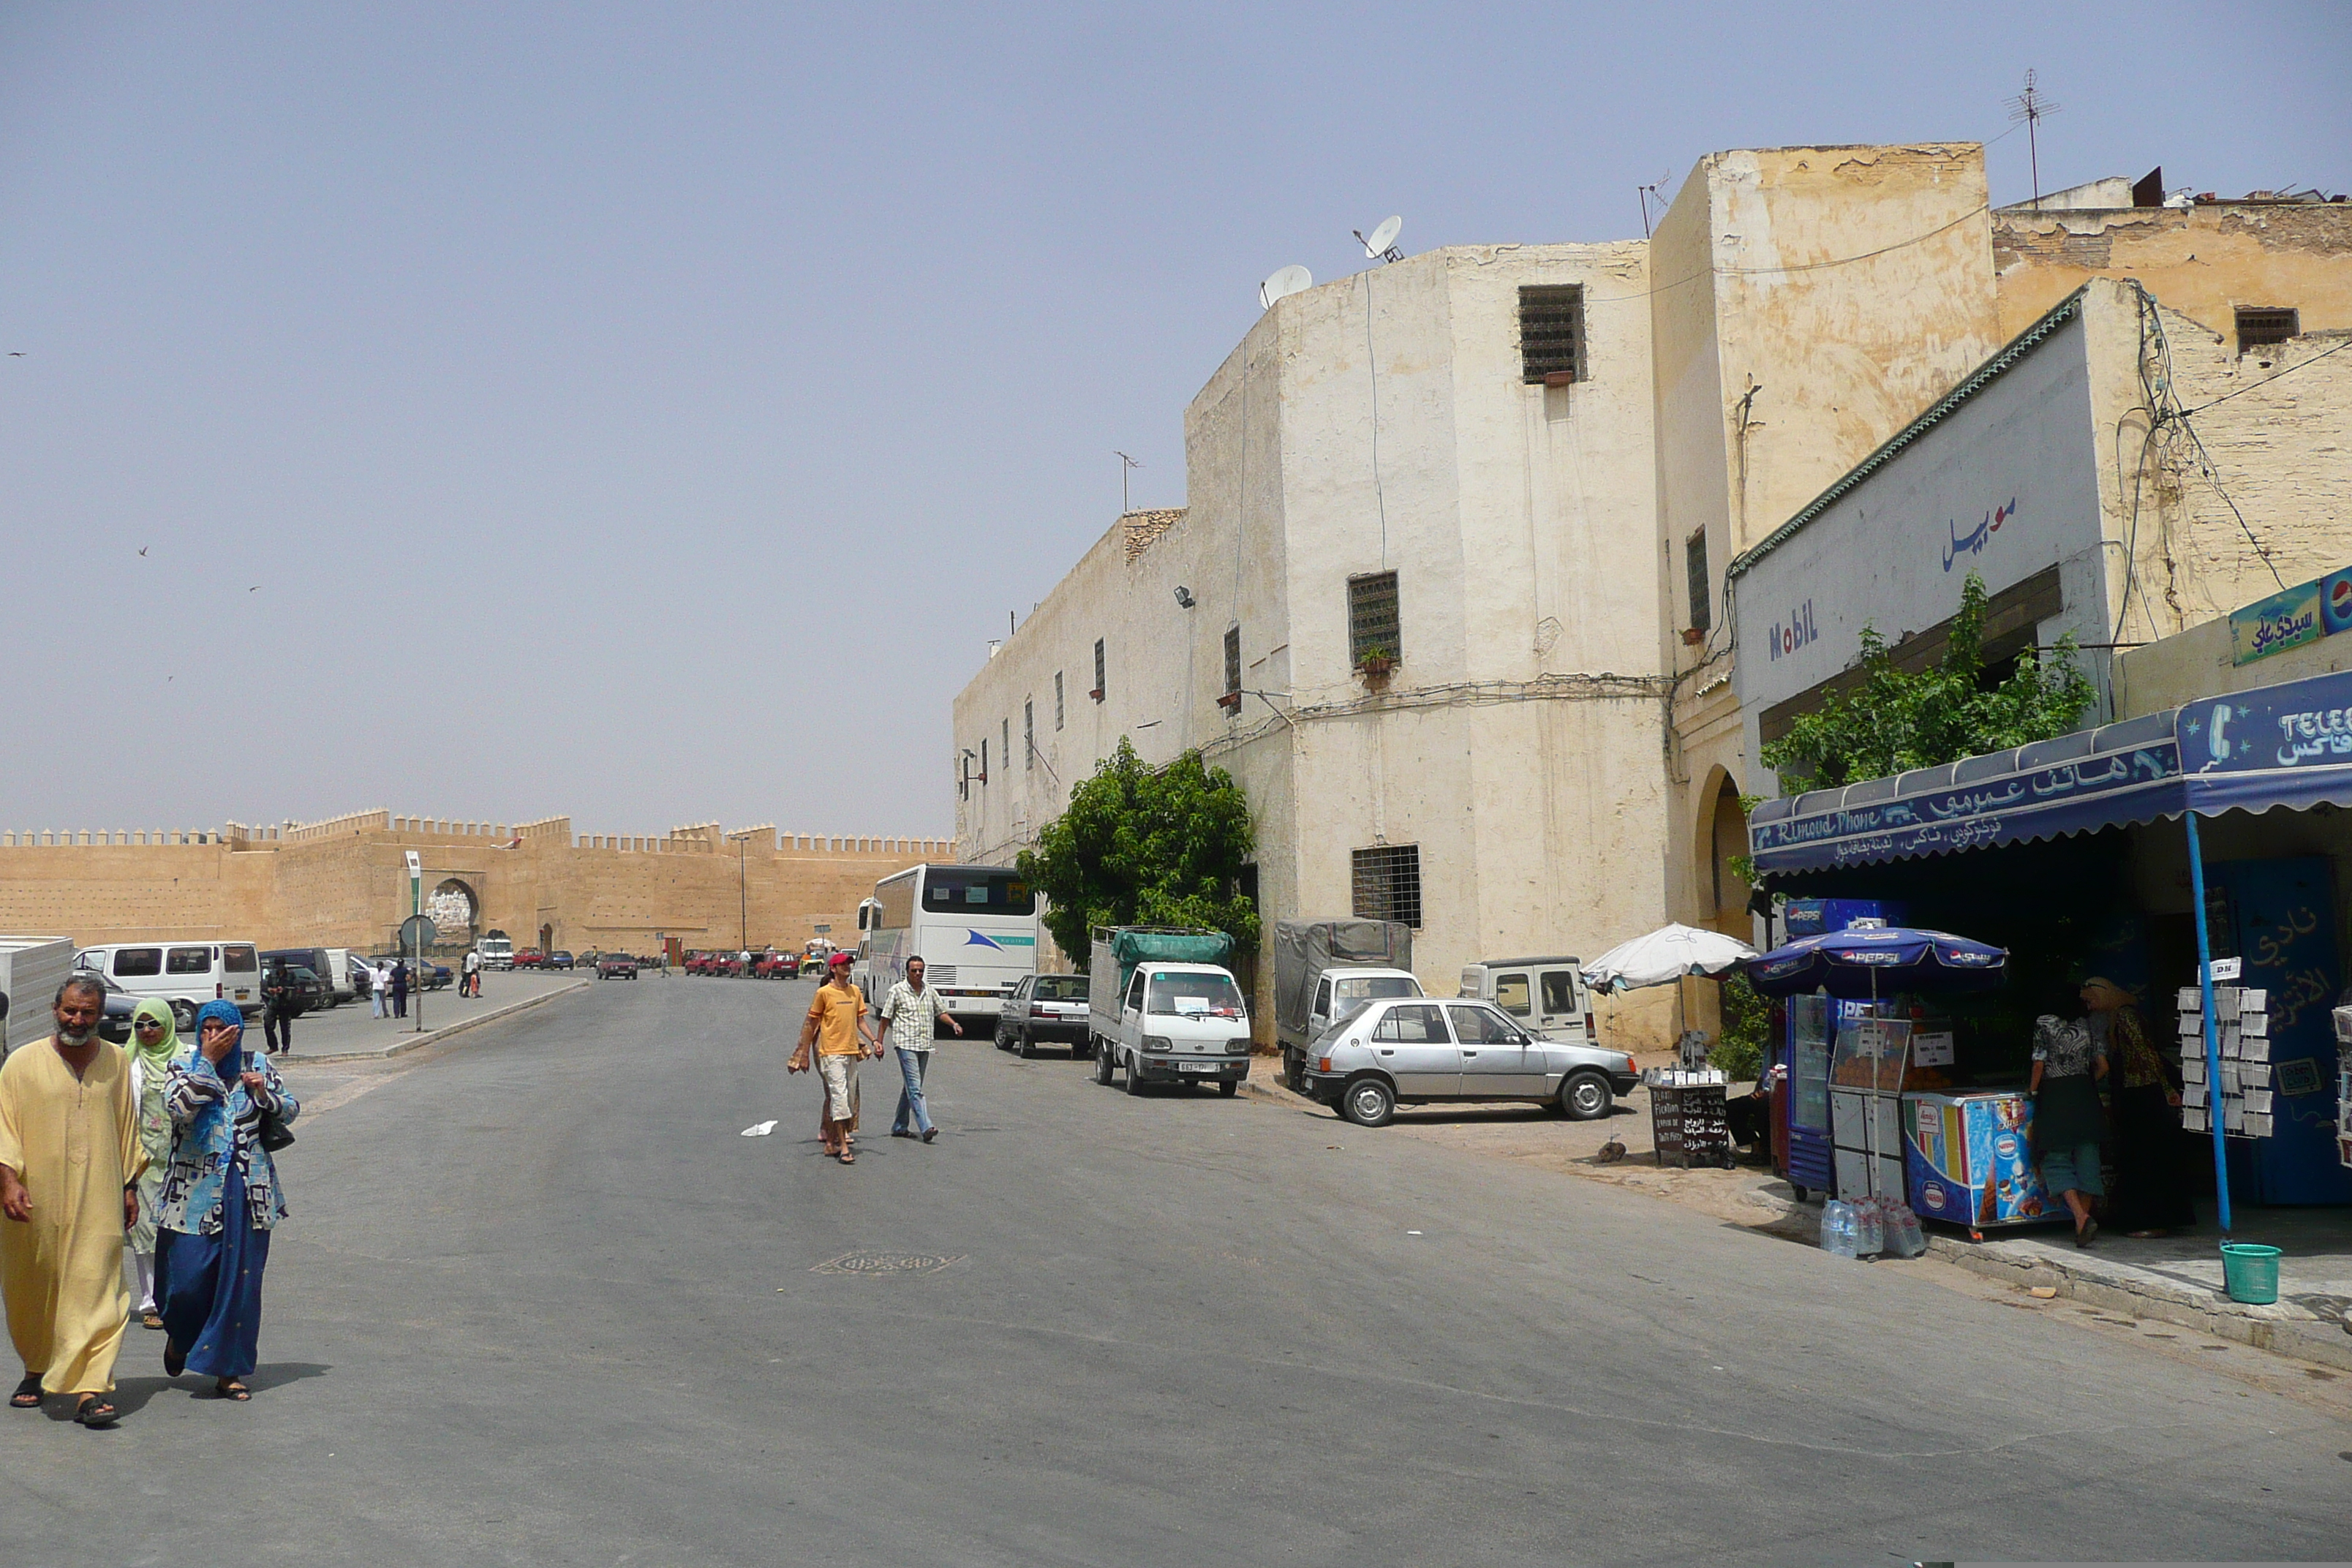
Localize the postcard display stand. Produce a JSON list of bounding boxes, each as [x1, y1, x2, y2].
[[2178, 986, 2273, 1139], [2336, 1006, 2352, 1169]]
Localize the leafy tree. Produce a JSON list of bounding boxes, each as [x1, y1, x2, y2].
[[1759, 571, 2097, 795], [1015, 739, 1261, 970], [1709, 970, 1771, 1083]]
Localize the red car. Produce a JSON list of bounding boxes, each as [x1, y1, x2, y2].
[[513, 949, 547, 970], [751, 953, 794, 980]]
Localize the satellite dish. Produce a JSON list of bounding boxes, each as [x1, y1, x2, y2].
[[1259, 265, 1313, 310], [1357, 215, 1403, 261]]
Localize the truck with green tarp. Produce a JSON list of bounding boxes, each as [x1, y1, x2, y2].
[[1086, 925, 1252, 1094]]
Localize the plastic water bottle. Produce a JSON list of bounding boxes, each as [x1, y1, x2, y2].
[[1820, 1199, 1858, 1259], [1851, 1196, 1885, 1257], [1885, 1201, 1928, 1258]]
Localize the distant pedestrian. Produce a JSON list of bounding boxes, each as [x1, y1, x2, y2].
[[2029, 1014, 2108, 1248], [391, 960, 409, 1019], [260, 961, 295, 1055], [124, 999, 178, 1331], [1, 976, 147, 1427], [881, 957, 961, 1143], [157, 1000, 298, 1403], [462, 948, 482, 998], [366, 962, 386, 1019], [789, 952, 879, 1164]]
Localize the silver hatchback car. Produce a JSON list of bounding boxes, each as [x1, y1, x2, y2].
[[1301, 995, 1637, 1128]]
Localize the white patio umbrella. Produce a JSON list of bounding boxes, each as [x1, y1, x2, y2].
[[1583, 923, 1758, 994]]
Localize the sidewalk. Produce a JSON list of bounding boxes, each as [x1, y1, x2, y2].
[[275, 970, 594, 1060], [1242, 1060, 2352, 1371]]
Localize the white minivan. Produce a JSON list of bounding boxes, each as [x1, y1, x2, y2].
[[75, 941, 263, 1030], [1090, 961, 1254, 1096]]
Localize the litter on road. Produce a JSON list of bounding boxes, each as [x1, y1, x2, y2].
[[742, 1120, 777, 1137]]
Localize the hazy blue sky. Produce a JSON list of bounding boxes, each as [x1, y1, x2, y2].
[[4, 3, 2345, 839]]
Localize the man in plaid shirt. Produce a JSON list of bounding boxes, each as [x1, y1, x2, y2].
[[881, 956, 962, 1142]]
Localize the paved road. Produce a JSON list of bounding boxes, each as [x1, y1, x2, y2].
[[5, 979, 2348, 1566], [277, 968, 592, 1058]]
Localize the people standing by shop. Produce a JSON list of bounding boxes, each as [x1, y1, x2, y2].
[[260, 959, 296, 1055], [390, 959, 410, 1019], [0, 976, 147, 1427], [124, 999, 178, 1332], [788, 952, 879, 1164], [880, 957, 961, 1142], [157, 1000, 297, 1403], [2086, 976, 2193, 1237], [461, 947, 483, 998], [2029, 1014, 2108, 1248]]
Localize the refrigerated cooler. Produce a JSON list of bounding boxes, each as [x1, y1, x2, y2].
[[1902, 1090, 2068, 1239], [1830, 1017, 1910, 1201], [1783, 995, 1833, 1199]]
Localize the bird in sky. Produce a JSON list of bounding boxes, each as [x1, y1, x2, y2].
[[7, 352, 21, 358], [137, 546, 148, 557], [248, 585, 259, 592]]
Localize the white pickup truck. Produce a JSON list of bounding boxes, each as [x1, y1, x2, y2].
[[1087, 927, 1253, 1098]]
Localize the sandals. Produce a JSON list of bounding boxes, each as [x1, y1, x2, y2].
[[74, 1395, 118, 1427], [214, 1379, 251, 1402], [10, 1375, 42, 1409], [837, 1148, 856, 1164], [2074, 1218, 2099, 1249], [141, 1313, 165, 1332]]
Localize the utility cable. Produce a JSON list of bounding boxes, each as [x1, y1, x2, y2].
[[1364, 268, 1390, 567], [2178, 335, 2352, 416]]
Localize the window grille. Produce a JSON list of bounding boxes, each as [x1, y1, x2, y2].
[[1685, 530, 1711, 633], [980, 739, 988, 783], [1024, 700, 1034, 769], [1093, 638, 1106, 700], [2236, 306, 2299, 353], [1348, 571, 1401, 667], [1002, 719, 1010, 775], [1352, 844, 1422, 928], [1518, 284, 1585, 385], [1224, 625, 1242, 698], [1055, 672, 1065, 730]]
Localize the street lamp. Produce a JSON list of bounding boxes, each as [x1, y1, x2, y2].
[[725, 829, 753, 951]]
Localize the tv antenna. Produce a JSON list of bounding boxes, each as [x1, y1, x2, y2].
[[1636, 175, 1671, 240], [1259, 264, 1313, 310], [1114, 450, 1142, 513], [2006, 69, 2061, 208], [1353, 215, 1403, 263]]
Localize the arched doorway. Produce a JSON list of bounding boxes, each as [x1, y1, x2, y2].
[[1708, 776, 1751, 932], [427, 878, 480, 950], [539, 922, 554, 951]]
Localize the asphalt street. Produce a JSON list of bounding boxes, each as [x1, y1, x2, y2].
[[4, 977, 2348, 1567]]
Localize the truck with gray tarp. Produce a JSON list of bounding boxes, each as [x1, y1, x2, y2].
[[0, 937, 75, 1058], [1088, 926, 1253, 1096], [1273, 919, 1421, 1090]]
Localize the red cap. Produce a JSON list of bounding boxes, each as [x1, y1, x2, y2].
[[829, 951, 853, 968]]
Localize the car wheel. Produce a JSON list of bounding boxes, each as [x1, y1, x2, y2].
[[1017, 1029, 1036, 1060], [1219, 1079, 1239, 1098], [169, 999, 197, 1033], [1123, 1052, 1147, 1096], [1340, 1077, 1395, 1128], [993, 1022, 1010, 1051], [1282, 1049, 1304, 1092], [1093, 1039, 1114, 1085], [1560, 1072, 1613, 1121]]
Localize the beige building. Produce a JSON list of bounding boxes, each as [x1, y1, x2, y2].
[[0, 811, 943, 956]]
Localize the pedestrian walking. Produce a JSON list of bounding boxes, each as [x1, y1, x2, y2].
[[260, 959, 295, 1055], [880, 957, 961, 1143], [788, 952, 879, 1164], [124, 998, 178, 1332], [391, 959, 409, 1019], [366, 960, 386, 1017], [2086, 977, 2193, 1237], [462, 947, 482, 998], [0, 976, 148, 1427], [156, 1000, 298, 1403], [2029, 1013, 2108, 1248]]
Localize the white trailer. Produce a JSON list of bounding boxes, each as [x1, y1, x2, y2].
[[0, 936, 75, 1058]]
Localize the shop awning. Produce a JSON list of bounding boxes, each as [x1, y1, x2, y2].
[[1749, 667, 2352, 877]]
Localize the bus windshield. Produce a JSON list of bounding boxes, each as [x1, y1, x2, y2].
[[921, 871, 1035, 916]]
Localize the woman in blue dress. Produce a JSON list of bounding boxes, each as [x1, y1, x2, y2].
[[155, 1000, 298, 1401]]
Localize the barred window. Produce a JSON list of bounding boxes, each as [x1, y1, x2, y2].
[[1024, 699, 1034, 769], [1348, 571, 1401, 667], [1224, 625, 1242, 698], [1093, 638, 1106, 701], [2236, 306, 2299, 353], [1352, 844, 1422, 928], [1685, 530, 1711, 633], [1519, 284, 1585, 385], [1055, 672, 1065, 731]]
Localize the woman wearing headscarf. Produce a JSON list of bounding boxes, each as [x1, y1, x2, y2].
[[155, 1000, 298, 1401], [2085, 976, 2194, 1237], [123, 999, 178, 1331]]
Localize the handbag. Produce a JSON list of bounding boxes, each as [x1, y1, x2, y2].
[[258, 1111, 295, 1153]]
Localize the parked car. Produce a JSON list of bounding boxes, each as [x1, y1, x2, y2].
[[546, 950, 576, 971], [367, 957, 455, 992], [476, 934, 515, 970], [995, 973, 1090, 1058], [752, 951, 796, 980], [75, 941, 264, 1030], [92, 973, 140, 1045], [262, 948, 342, 1009], [513, 949, 546, 970], [598, 953, 639, 980], [1300, 995, 1637, 1128]]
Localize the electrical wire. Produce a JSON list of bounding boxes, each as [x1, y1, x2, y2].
[[1363, 269, 1389, 567], [2178, 335, 2352, 416]]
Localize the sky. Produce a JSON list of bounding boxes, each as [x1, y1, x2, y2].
[[3, 2, 2345, 840]]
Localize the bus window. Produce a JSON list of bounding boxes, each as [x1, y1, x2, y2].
[[920, 872, 1036, 915]]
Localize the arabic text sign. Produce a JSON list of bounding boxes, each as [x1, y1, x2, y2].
[[2177, 668, 2352, 774], [2228, 581, 2325, 666]]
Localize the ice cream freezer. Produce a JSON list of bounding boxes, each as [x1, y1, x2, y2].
[[1901, 1090, 2070, 1239]]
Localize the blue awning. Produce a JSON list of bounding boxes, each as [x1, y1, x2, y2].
[[1749, 668, 2352, 877]]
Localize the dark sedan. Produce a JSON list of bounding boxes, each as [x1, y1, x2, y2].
[[546, 950, 576, 971], [995, 973, 1091, 1058]]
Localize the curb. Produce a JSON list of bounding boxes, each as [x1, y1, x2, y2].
[[294, 981, 593, 1061]]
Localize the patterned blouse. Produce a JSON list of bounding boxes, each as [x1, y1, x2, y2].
[[2093, 1006, 2173, 1090], [159, 1047, 299, 1236], [2030, 1015, 2102, 1079]]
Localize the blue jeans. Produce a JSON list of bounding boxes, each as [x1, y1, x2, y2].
[[892, 1047, 933, 1135]]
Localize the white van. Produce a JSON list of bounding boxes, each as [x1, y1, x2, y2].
[[1090, 960, 1254, 1096], [75, 941, 263, 1029], [1458, 955, 1597, 1045]]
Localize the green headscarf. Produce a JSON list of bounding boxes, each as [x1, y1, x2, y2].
[[128, 996, 178, 1073]]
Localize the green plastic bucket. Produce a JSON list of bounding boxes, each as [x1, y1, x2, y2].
[[2220, 1242, 2283, 1305]]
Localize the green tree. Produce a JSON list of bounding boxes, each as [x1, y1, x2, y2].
[[1759, 571, 2097, 795], [1015, 739, 1262, 970]]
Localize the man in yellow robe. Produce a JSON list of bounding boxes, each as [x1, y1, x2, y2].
[[0, 974, 146, 1427]]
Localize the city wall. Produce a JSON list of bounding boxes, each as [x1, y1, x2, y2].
[[0, 810, 944, 955]]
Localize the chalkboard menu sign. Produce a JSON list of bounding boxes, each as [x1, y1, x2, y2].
[[1652, 1083, 1733, 1169]]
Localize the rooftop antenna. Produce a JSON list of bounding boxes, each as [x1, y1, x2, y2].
[[1259, 264, 1312, 311], [2006, 69, 2061, 209], [1353, 215, 1403, 263], [1637, 175, 1670, 240], [1114, 450, 1142, 513]]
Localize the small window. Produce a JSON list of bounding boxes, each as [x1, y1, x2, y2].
[[166, 946, 212, 975], [1685, 530, 1711, 633], [2236, 306, 2299, 353], [1447, 1003, 1520, 1044], [223, 945, 257, 973], [980, 739, 989, 783], [1126, 970, 1146, 1011], [1493, 973, 1532, 1017], [1002, 719, 1010, 774], [1055, 672, 1065, 731], [113, 947, 163, 977], [1093, 638, 1107, 701], [1371, 1002, 1449, 1043], [1519, 284, 1585, 385], [1348, 571, 1401, 668], [1539, 971, 1578, 1016], [1313, 976, 1333, 1017], [1024, 699, 1035, 770], [1224, 625, 1242, 698], [1352, 843, 1423, 928]]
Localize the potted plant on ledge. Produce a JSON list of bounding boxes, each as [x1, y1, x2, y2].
[[1354, 644, 1398, 685]]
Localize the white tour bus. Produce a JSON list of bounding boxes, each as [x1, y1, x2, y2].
[[854, 863, 1039, 1031]]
